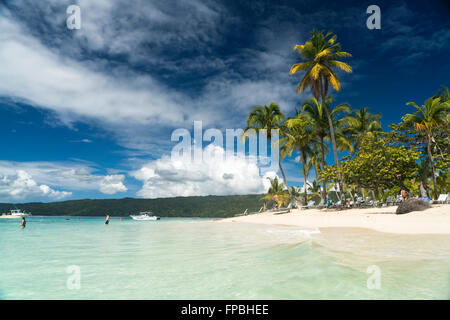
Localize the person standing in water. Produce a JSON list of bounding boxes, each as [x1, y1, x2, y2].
[[20, 217, 26, 229], [105, 214, 110, 225]]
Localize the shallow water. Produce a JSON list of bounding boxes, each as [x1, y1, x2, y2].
[[0, 216, 449, 299]]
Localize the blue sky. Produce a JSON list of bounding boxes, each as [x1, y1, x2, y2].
[[0, 0, 449, 202]]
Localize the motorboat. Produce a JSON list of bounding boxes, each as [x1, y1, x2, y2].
[[0, 209, 31, 219], [130, 212, 160, 221]]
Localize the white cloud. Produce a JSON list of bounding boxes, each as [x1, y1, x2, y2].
[[0, 4, 304, 157], [0, 161, 128, 200], [0, 170, 71, 200], [131, 144, 276, 198], [99, 174, 128, 195], [0, 15, 189, 127]]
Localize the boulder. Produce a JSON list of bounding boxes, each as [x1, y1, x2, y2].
[[396, 198, 431, 215]]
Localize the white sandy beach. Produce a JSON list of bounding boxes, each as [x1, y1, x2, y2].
[[219, 204, 450, 234]]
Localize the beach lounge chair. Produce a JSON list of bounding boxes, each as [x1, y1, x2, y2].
[[385, 196, 394, 206], [272, 208, 291, 214], [332, 200, 342, 208], [301, 200, 315, 209], [354, 197, 364, 207], [433, 194, 449, 204]]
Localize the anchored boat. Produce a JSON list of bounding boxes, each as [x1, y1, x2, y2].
[[130, 211, 160, 221], [0, 209, 31, 219]]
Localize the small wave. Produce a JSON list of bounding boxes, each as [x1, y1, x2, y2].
[[265, 227, 321, 239]]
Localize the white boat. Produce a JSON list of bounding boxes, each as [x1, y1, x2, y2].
[[0, 209, 31, 219], [130, 212, 160, 221]]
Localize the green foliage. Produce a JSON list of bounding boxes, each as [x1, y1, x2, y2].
[[344, 136, 420, 190], [261, 177, 290, 207], [320, 135, 420, 193]]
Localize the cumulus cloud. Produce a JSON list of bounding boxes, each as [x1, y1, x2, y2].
[[0, 170, 71, 200], [99, 174, 128, 195], [131, 145, 276, 198], [0, 161, 128, 200]]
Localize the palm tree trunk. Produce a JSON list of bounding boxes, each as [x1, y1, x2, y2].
[[313, 159, 324, 204], [371, 189, 376, 201], [348, 186, 354, 202], [270, 140, 292, 198], [427, 134, 438, 200], [300, 150, 308, 205], [321, 92, 344, 201], [320, 136, 327, 204], [419, 159, 429, 198]]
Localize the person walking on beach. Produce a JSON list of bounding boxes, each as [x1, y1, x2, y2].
[[20, 217, 26, 229], [325, 194, 331, 207], [105, 214, 110, 225]]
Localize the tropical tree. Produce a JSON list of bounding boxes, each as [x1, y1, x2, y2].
[[302, 96, 350, 200], [290, 30, 352, 200], [403, 97, 450, 199], [289, 186, 302, 199], [306, 180, 322, 203], [433, 86, 449, 102], [283, 114, 317, 205], [342, 107, 382, 152], [321, 136, 420, 201], [244, 102, 292, 197], [261, 177, 290, 207]]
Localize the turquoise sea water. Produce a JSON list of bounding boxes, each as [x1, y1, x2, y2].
[[0, 216, 449, 299]]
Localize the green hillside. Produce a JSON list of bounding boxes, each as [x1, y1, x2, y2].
[[0, 194, 264, 218]]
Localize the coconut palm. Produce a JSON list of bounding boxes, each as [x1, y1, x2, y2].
[[306, 180, 322, 202], [244, 102, 291, 197], [403, 97, 450, 199], [301, 97, 350, 199], [290, 30, 352, 200], [342, 107, 382, 152], [283, 114, 317, 205], [433, 86, 449, 102], [304, 143, 326, 203], [261, 177, 290, 207]]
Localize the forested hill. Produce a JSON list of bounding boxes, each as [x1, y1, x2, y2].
[[0, 194, 264, 218]]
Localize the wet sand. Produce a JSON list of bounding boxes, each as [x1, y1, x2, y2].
[[218, 204, 450, 235]]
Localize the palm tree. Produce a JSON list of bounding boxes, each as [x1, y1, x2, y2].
[[304, 143, 326, 203], [244, 102, 292, 197], [302, 96, 350, 200], [283, 114, 317, 205], [290, 186, 302, 198], [290, 30, 352, 200], [342, 107, 382, 152], [403, 97, 450, 199], [433, 86, 449, 102], [306, 180, 322, 202], [261, 177, 290, 207]]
